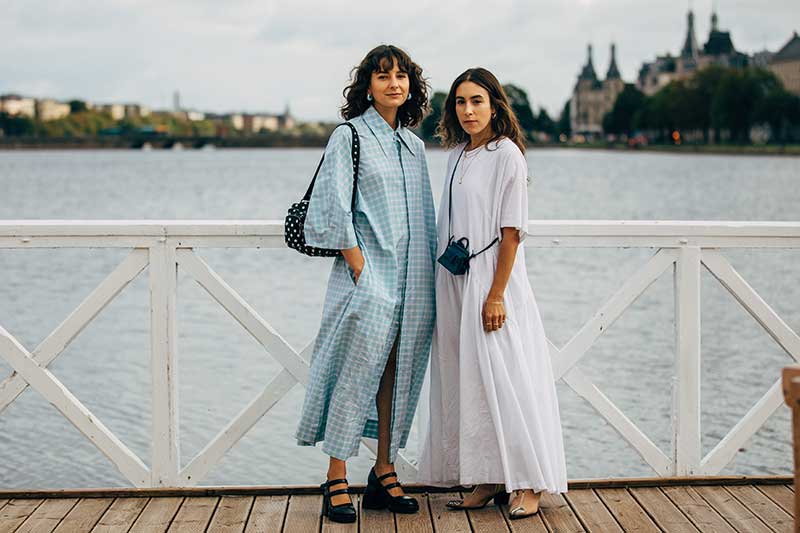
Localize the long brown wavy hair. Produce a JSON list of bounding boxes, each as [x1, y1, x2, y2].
[[437, 67, 525, 153], [341, 45, 429, 128]]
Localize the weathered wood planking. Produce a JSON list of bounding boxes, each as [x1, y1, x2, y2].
[[395, 493, 434, 533], [13, 498, 77, 533], [427, 493, 470, 532], [282, 495, 321, 532], [628, 487, 700, 531], [167, 496, 218, 532], [662, 486, 737, 532], [52, 498, 113, 533], [129, 497, 183, 533], [92, 498, 149, 533], [539, 492, 584, 532], [0, 499, 44, 533], [565, 489, 622, 532], [595, 488, 659, 532], [725, 485, 792, 533], [243, 495, 288, 533], [694, 486, 772, 533], [206, 496, 253, 533]]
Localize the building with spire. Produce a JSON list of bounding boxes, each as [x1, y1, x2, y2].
[[570, 43, 625, 137], [638, 8, 748, 95], [769, 32, 800, 95]]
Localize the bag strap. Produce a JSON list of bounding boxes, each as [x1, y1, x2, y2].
[[302, 123, 360, 212], [447, 144, 499, 259]]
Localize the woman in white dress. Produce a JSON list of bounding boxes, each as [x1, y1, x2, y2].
[[418, 67, 567, 518]]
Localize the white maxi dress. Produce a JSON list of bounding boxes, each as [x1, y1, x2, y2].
[[418, 138, 567, 494]]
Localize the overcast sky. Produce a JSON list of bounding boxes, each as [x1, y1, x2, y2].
[[2, 0, 797, 121]]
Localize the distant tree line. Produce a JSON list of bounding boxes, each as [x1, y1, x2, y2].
[[603, 66, 800, 144], [420, 84, 570, 144]]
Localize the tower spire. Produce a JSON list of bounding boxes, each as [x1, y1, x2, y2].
[[579, 43, 598, 81], [681, 8, 700, 58], [606, 43, 621, 79], [711, 1, 719, 32]]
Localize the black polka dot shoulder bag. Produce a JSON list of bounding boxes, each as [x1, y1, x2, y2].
[[284, 123, 360, 257]]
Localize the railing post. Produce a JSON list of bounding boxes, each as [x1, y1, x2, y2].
[[673, 246, 702, 475], [149, 240, 180, 486]]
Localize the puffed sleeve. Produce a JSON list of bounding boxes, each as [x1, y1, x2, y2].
[[304, 125, 359, 250], [497, 147, 530, 242]]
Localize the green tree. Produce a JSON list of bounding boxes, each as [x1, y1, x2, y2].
[[533, 108, 556, 136], [421, 91, 446, 142], [68, 100, 88, 113], [556, 100, 571, 138], [603, 84, 645, 135], [0, 112, 35, 136], [503, 84, 536, 133]]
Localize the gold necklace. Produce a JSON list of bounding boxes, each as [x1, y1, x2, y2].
[[458, 144, 483, 183]]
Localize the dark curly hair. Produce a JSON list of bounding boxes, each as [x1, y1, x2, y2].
[[437, 67, 526, 154], [341, 45, 429, 128]]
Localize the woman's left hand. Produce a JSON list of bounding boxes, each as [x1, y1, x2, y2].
[[482, 297, 506, 332]]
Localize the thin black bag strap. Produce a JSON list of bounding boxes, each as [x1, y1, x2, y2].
[[469, 237, 499, 259], [447, 145, 467, 243], [302, 123, 360, 211]]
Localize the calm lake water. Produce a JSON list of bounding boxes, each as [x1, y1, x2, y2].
[[0, 147, 798, 489]]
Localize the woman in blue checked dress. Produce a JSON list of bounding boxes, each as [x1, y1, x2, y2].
[[295, 45, 436, 523]]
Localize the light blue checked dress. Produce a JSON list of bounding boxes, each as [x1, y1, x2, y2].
[[295, 105, 437, 462]]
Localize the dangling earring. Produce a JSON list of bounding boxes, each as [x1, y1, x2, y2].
[[407, 93, 412, 101], [367, 93, 373, 102]]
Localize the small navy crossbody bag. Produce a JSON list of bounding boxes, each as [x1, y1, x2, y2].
[[437, 146, 499, 276]]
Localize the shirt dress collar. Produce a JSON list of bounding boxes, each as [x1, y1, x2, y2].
[[361, 105, 416, 157]]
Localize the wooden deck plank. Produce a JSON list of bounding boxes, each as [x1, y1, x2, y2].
[[395, 492, 434, 533], [282, 495, 321, 532], [207, 496, 253, 533], [757, 485, 795, 516], [92, 498, 150, 533], [428, 492, 471, 532], [725, 485, 792, 533], [564, 489, 622, 532], [53, 498, 113, 533], [498, 496, 549, 533], [465, 493, 509, 532], [0, 502, 7, 512], [539, 492, 584, 532], [0, 499, 43, 533], [694, 486, 772, 533], [359, 493, 395, 533], [595, 488, 658, 532], [629, 487, 700, 532], [243, 495, 288, 533], [14, 498, 78, 533], [662, 487, 736, 533], [167, 496, 218, 533], [129, 497, 184, 533]]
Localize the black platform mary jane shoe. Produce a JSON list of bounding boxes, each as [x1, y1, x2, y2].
[[362, 468, 419, 514], [320, 478, 357, 523]]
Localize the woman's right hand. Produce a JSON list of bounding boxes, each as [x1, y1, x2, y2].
[[341, 246, 365, 284]]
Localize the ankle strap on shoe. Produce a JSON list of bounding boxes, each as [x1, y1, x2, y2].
[[326, 478, 349, 486], [377, 471, 398, 482], [328, 488, 350, 497]]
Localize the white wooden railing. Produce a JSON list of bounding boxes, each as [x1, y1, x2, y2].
[[1, 220, 798, 488]]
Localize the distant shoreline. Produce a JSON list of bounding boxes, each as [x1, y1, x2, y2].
[[1, 138, 799, 157]]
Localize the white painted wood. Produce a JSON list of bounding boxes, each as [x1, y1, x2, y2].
[[562, 366, 672, 476], [702, 250, 800, 361], [0, 325, 149, 486], [700, 380, 785, 475], [179, 369, 298, 485], [176, 249, 309, 385], [0, 249, 149, 413], [149, 243, 180, 487], [673, 246, 702, 476], [552, 249, 677, 379]]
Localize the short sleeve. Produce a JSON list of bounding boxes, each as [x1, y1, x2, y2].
[[498, 147, 529, 242], [304, 125, 359, 250]]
